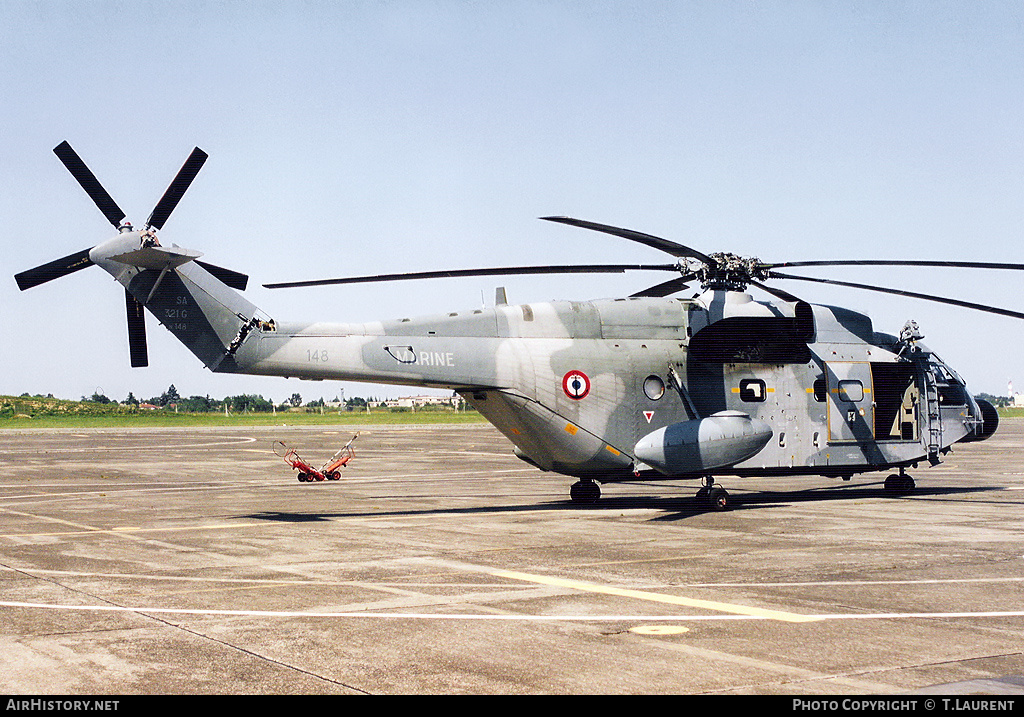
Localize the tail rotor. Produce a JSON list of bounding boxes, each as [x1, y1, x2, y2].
[[14, 141, 236, 368]]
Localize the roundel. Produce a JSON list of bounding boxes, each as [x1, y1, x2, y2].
[[562, 370, 591, 400]]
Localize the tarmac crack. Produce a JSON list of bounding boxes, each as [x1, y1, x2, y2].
[[134, 614, 373, 694], [708, 646, 1024, 695], [0, 559, 372, 694]]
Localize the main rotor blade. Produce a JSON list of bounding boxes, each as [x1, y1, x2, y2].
[[541, 216, 717, 265], [125, 289, 149, 368], [263, 263, 679, 289], [630, 273, 696, 298], [14, 248, 94, 291], [53, 141, 126, 228], [762, 259, 1024, 271], [749, 279, 803, 303], [146, 147, 208, 230], [196, 260, 249, 291], [769, 271, 1024, 320]]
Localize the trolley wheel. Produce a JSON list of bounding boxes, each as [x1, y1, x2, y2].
[[327, 471, 341, 480], [297, 473, 308, 482]]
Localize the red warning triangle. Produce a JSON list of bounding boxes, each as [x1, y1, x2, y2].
[[643, 411, 654, 423]]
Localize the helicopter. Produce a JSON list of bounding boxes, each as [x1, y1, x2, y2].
[[15, 142, 1020, 510]]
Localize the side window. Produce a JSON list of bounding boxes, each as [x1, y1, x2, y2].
[[812, 377, 827, 402], [643, 375, 665, 401], [739, 378, 767, 402], [838, 380, 864, 402]]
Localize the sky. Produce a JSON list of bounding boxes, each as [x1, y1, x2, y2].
[[2, 1, 1023, 404]]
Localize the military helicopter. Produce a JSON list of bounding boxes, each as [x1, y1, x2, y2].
[[16, 143, 1020, 510]]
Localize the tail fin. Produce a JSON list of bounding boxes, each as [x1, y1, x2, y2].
[[99, 234, 268, 372], [15, 141, 268, 371]]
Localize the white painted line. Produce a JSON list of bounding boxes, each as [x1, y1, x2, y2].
[[2, 601, 1024, 622], [1, 522, 266, 539], [3, 566, 1022, 590], [0, 436, 258, 454], [685, 577, 1024, 587]]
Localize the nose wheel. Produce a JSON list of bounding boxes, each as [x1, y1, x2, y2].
[[695, 477, 730, 511]]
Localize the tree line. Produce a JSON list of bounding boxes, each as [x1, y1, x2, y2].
[[77, 385, 380, 413]]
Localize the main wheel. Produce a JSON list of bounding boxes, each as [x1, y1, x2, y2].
[[569, 480, 601, 504], [707, 486, 730, 511], [885, 474, 916, 494]]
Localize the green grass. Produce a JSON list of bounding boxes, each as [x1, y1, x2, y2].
[[0, 395, 486, 429]]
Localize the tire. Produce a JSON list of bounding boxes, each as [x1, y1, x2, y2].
[[707, 487, 730, 511], [569, 480, 600, 504]]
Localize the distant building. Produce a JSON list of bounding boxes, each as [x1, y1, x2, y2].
[[371, 395, 463, 409], [1010, 381, 1024, 408]]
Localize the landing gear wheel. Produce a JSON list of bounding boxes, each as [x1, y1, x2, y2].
[[695, 477, 730, 510], [569, 479, 601, 504], [707, 486, 730, 511], [885, 474, 916, 494]]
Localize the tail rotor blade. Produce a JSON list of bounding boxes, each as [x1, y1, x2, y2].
[[146, 147, 208, 230], [125, 290, 149, 368], [14, 248, 94, 291], [53, 141, 126, 228]]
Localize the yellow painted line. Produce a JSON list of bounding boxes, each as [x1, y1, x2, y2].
[[605, 446, 621, 456], [490, 568, 822, 623]]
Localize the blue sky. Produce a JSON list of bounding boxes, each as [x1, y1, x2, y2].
[[2, 1, 1023, 403]]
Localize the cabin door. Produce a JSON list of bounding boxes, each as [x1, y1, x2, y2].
[[826, 362, 875, 444]]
